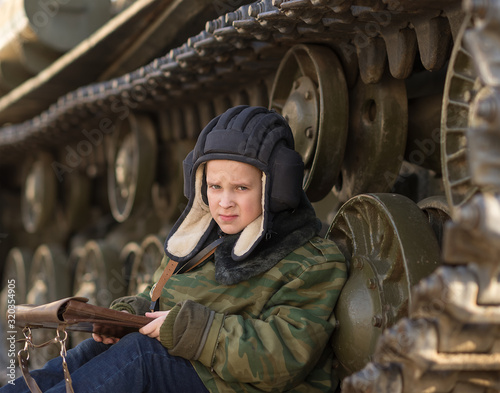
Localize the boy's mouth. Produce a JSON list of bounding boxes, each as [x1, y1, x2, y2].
[[219, 214, 237, 222]]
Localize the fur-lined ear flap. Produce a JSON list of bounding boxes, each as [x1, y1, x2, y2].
[[232, 174, 266, 259], [166, 165, 213, 259], [232, 214, 264, 258]]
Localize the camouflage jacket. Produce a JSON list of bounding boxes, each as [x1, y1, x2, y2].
[[114, 236, 346, 392], [112, 196, 346, 392]]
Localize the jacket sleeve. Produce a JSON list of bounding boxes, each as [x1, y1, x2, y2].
[[160, 258, 346, 391], [159, 300, 217, 360], [109, 295, 151, 315]]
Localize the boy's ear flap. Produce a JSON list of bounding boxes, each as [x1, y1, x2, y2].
[[269, 148, 304, 212]]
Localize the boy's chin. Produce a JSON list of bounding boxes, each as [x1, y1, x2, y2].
[[216, 222, 243, 235]]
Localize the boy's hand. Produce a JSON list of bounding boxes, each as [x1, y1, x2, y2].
[[92, 309, 130, 344], [92, 333, 120, 344], [139, 311, 170, 341]]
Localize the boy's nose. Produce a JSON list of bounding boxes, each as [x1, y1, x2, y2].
[[219, 193, 234, 208]]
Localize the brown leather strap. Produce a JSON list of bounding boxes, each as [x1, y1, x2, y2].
[[150, 238, 222, 311], [176, 237, 223, 274], [150, 259, 179, 306], [183, 244, 217, 273], [19, 350, 42, 393]]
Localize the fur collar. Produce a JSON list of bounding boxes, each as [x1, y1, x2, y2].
[[212, 193, 321, 285]]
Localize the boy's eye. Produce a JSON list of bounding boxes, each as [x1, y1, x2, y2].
[[237, 186, 248, 191], [209, 184, 220, 190]]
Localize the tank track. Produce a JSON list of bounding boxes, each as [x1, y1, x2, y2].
[[0, 0, 463, 162]]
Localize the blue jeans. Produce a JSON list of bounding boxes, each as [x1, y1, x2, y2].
[[1, 333, 209, 393]]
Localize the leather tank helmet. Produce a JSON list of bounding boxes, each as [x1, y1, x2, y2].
[[164, 105, 304, 262]]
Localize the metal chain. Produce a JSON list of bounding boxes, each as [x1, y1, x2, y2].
[[18, 327, 33, 363], [17, 326, 74, 393], [55, 328, 74, 393]]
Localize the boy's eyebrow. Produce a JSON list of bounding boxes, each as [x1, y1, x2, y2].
[[206, 177, 254, 187]]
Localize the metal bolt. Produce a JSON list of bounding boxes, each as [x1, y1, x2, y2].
[[352, 258, 364, 269], [367, 278, 377, 289], [304, 91, 312, 100], [305, 127, 314, 139], [372, 315, 382, 327]]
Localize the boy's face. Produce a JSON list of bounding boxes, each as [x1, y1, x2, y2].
[[206, 160, 263, 234]]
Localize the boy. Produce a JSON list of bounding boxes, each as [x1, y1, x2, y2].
[[5, 106, 346, 392]]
